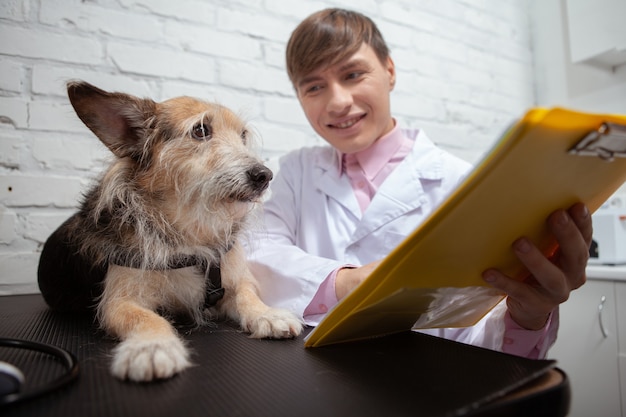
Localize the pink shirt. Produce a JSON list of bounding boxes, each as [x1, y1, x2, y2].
[[303, 124, 554, 359]]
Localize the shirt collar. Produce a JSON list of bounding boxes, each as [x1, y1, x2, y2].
[[336, 121, 406, 179]]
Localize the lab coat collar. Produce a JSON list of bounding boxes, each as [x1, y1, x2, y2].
[[313, 129, 447, 233], [352, 129, 445, 239], [315, 147, 362, 219]]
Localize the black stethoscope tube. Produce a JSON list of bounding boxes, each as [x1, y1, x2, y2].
[[0, 338, 80, 406]]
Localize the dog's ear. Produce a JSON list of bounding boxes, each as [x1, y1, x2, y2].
[[67, 81, 156, 159]]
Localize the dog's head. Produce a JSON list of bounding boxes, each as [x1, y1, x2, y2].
[[67, 81, 272, 221]]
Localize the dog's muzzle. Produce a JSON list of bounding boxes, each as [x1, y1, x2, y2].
[[248, 165, 273, 192], [232, 164, 273, 202]]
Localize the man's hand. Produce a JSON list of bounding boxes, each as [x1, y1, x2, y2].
[[482, 203, 592, 330], [335, 260, 382, 300]]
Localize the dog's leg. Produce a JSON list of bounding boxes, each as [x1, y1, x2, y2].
[[99, 265, 191, 382], [218, 243, 303, 338]]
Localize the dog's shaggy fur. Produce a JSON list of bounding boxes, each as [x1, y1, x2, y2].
[[37, 81, 302, 382]]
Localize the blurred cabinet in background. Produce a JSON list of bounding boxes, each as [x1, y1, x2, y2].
[[550, 266, 626, 417]]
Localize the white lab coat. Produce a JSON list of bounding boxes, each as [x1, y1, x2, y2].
[[246, 129, 508, 351]]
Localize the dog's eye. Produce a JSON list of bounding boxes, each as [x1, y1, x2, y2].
[[192, 123, 212, 141], [240, 129, 248, 144]]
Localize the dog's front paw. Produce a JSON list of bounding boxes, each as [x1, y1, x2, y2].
[[111, 335, 191, 382], [243, 308, 303, 339]]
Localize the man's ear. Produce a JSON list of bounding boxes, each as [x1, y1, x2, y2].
[[386, 56, 396, 91]]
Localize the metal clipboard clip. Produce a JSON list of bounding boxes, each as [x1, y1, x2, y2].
[[569, 122, 626, 161]]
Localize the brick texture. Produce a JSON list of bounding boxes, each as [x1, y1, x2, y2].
[[0, 0, 535, 294]]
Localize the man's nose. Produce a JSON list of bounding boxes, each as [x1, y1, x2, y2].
[[326, 82, 352, 114]]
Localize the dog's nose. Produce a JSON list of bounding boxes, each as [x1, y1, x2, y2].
[[247, 165, 273, 189]]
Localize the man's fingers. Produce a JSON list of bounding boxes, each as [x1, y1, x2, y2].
[[546, 206, 589, 290]]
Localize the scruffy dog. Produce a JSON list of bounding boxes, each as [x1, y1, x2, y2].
[[37, 81, 302, 382]]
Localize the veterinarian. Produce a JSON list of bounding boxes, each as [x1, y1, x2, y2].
[[246, 8, 592, 359]]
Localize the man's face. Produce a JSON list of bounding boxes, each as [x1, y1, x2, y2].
[[295, 43, 396, 154]]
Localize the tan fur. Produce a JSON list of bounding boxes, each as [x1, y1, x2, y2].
[[42, 81, 302, 382]]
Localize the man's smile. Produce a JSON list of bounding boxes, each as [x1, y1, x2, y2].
[[329, 114, 366, 129]]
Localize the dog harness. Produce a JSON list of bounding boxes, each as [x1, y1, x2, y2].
[[168, 255, 225, 309], [195, 258, 226, 309], [111, 253, 226, 308]]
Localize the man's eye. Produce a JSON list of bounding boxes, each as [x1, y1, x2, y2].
[[192, 123, 212, 140], [307, 85, 321, 93], [346, 72, 362, 80]]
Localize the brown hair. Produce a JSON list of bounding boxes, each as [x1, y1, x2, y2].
[[285, 8, 390, 86]]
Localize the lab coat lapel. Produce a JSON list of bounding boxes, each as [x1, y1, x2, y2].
[[312, 150, 362, 220], [351, 156, 424, 241], [352, 130, 444, 241]]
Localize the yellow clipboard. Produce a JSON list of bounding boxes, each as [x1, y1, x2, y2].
[[305, 107, 626, 348]]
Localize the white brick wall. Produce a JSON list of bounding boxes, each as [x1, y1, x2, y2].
[[0, 0, 535, 294]]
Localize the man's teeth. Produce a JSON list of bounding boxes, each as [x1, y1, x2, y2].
[[336, 117, 360, 128]]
